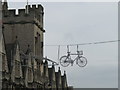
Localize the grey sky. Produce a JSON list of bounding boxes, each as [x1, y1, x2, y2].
[[7, 1, 118, 88]]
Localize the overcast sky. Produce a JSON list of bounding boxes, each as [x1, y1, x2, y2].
[[6, 1, 118, 88]]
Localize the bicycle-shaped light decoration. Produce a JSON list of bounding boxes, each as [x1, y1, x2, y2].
[[60, 45, 87, 67]]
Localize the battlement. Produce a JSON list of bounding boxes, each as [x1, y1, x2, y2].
[[8, 9, 15, 16], [2, 4, 44, 22], [25, 4, 44, 13], [26, 4, 43, 10]]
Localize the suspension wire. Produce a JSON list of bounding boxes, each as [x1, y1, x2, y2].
[[77, 45, 79, 51], [9, 40, 119, 66], [10, 64, 58, 67], [45, 40, 119, 47], [67, 45, 69, 52], [57, 45, 60, 61]]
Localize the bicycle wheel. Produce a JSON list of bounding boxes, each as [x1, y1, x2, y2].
[[77, 56, 87, 67], [60, 56, 70, 67]]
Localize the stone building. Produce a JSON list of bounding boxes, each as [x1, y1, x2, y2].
[[1, 29, 9, 89], [48, 64, 56, 89], [1, 0, 72, 90], [55, 67, 62, 90]]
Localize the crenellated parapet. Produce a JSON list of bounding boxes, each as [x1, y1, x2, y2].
[[26, 4, 44, 13], [2, 4, 44, 23]]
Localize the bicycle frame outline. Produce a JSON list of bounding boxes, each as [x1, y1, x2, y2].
[[60, 45, 87, 67], [64, 51, 83, 66]]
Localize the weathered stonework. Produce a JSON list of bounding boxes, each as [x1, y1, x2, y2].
[[1, 0, 73, 90]]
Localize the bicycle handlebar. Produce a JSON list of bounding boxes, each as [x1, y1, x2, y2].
[[67, 51, 83, 55]]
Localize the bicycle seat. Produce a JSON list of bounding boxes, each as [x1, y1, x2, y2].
[[77, 51, 83, 55], [67, 52, 71, 53]]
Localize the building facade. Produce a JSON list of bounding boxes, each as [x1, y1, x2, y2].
[[1, 0, 73, 90]]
